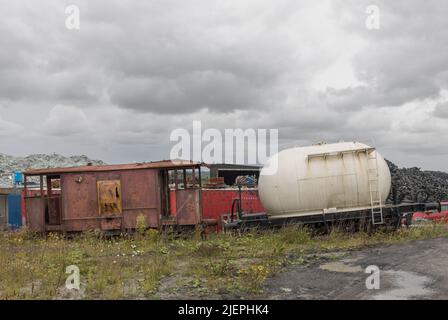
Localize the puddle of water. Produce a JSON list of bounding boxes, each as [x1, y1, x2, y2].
[[373, 270, 433, 300], [319, 261, 363, 273]]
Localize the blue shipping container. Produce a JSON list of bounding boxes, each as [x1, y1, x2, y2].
[[7, 194, 22, 229]]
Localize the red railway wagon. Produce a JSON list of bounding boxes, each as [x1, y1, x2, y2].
[[201, 188, 264, 222], [21, 189, 60, 227], [170, 188, 265, 228], [23, 160, 203, 233]]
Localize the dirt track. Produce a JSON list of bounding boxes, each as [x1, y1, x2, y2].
[[262, 237, 448, 300]]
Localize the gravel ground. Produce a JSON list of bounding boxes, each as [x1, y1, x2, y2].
[[262, 237, 448, 300]]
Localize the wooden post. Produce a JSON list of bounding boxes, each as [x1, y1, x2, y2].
[[174, 169, 178, 190], [40, 175, 45, 232], [23, 175, 28, 227], [58, 175, 63, 227], [165, 170, 170, 216], [198, 166, 203, 222], [46, 176, 52, 196]]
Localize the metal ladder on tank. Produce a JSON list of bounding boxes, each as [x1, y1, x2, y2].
[[367, 149, 384, 224]]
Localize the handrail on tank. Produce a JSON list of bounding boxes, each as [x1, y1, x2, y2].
[[307, 147, 376, 161]]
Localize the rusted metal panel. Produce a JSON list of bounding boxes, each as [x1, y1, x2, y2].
[[62, 172, 100, 231], [175, 189, 201, 225], [26, 197, 44, 232], [121, 169, 160, 228], [68, 219, 99, 232], [201, 189, 265, 221], [97, 180, 122, 215], [60, 169, 162, 231], [47, 197, 61, 225], [100, 217, 122, 230]]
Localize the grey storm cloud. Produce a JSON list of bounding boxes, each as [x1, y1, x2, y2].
[[326, 0, 448, 110], [0, 0, 447, 170], [109, 72, 263, 114], [434, 102, 448, 118]]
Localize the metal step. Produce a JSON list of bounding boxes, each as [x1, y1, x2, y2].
[[367, 147, 383, 225], [372, 212, 384, 224]]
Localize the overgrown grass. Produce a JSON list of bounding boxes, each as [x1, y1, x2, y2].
[[1, 222, 448, 299]]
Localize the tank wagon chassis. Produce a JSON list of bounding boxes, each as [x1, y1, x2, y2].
[[223, 187, 425, 233], [223, 202, 425, 232]]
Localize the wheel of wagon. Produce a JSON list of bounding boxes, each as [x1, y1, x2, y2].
[[345, 220, 357, 233], [331, 218, 344, 233], [357, 218, 366, 233], [359, 216, 372, 234]]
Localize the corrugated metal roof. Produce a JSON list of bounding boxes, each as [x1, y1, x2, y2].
[[24, 160, 202, 176]]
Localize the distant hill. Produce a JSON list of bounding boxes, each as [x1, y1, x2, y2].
[[0, 154, 105, 187], [1, 153, 446, 204]]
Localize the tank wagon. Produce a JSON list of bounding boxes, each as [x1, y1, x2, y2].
[[224, 142, 424, 231]]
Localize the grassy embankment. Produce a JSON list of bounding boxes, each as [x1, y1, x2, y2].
[[1, 223, 447, 299]]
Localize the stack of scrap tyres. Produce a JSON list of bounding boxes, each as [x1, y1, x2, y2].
[[386, 160, 448, 203]]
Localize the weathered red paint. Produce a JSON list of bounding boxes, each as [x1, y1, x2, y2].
[[171, 188, 265, 227], [22, 189, 59, 229], [24, 161, 203, 233], [202, 189, 264, 221], [175, 189, 202, 225]]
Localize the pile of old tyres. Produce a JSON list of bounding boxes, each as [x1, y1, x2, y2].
[[387, 160, 448, 204]]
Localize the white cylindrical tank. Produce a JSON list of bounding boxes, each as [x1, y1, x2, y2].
[[258, 142, 391, 218]]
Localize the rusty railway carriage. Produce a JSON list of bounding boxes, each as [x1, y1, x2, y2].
[[23, 160, 203, 233]]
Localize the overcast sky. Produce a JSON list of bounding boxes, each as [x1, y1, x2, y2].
[[0, 0, 447, 170]]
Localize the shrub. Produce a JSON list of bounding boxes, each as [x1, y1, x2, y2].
[[136, 213, 147, 236], [237, 264, 269, 293], [277, 224, 312, 245]]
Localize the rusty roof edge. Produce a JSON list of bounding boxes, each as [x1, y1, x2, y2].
[[24, 159, 205, 176], [203, 163, 262, 168]]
